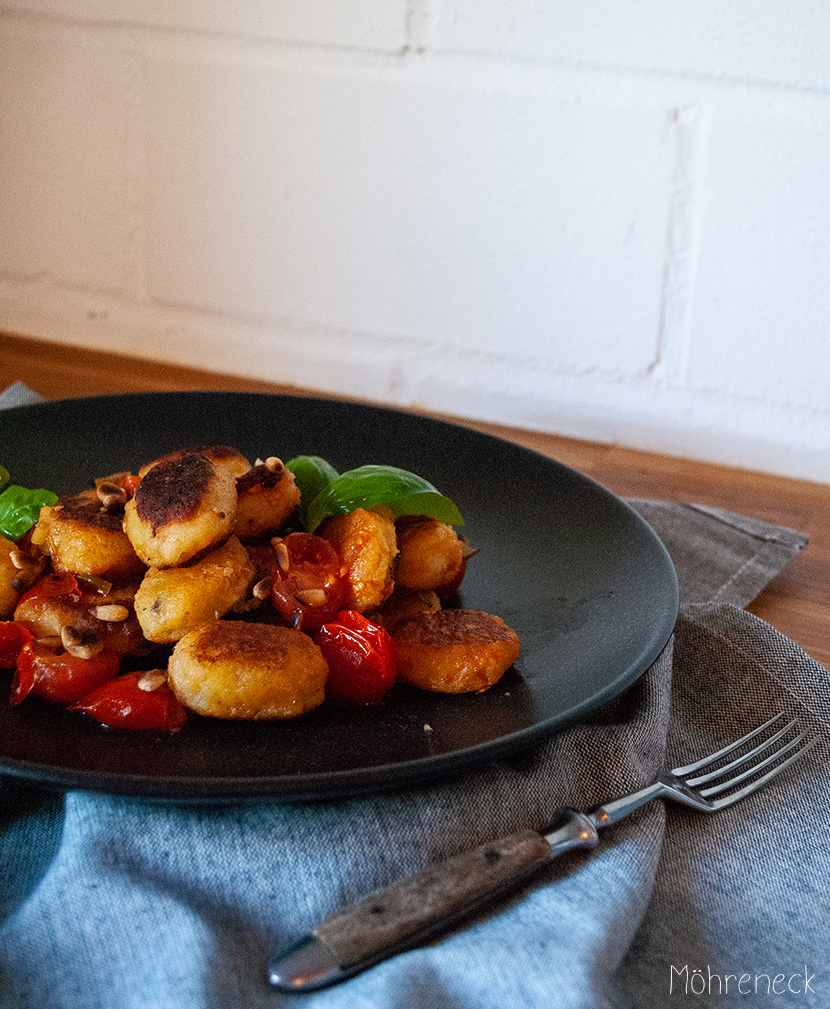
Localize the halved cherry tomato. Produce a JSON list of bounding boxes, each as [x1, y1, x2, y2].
[[10, 642, 119, 705], [18, 572, 82, 607], [314, 610, 397, 705], [270, 532, 347, 633], [0, 621, 34, 668], [71, 670, 187, 732]]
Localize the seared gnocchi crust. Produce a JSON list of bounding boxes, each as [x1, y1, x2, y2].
[[319, 506, 398, 612], [234, 460, 301, 541], [392, 609, 520, 693], [124, 453, 237, 568], [30, 490, 144, 580], [168, 620, 328, 719], [134, 535, 256, 643], [138, 445, 251, 480]]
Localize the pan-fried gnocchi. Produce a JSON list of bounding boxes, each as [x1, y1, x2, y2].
[[168, 620, 328, 719], [134, 535, 256, 643], [123, 453, 237, 568], [31, 490, 144, 580], [6, 442, 519, 730]]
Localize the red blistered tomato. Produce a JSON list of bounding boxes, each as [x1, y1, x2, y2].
[[10, 642, 119, 706], [314, 610, 397, 705], [0, 621, 34, 668], [18, 572, 82, 607], [70, 670, 187, 732], [120, 474, 141, 497], [270, 532, 347, 633]]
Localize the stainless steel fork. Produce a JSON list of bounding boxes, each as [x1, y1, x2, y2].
[[269, 712, 816, 992]]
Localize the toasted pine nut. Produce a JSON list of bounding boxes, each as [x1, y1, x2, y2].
[[137, 670, 167, 692], [252, 577, 272, 601], [97, 482, 127, 509], [61, 625, 83, 649], [9, 549, 28, 570], [66, 639, 104, 660], [92, 604, 129, 622], [264, 456, 284, 473], [459, 539, 480, 561], [295, 588, 327, 606], [274, 541, 290, 572], [36, 635, 63, 649]]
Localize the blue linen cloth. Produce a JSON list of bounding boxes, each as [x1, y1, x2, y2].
[[0, 385, 827, 1008]]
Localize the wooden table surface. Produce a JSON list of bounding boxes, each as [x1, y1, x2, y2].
[[2, 331, 828, 668]]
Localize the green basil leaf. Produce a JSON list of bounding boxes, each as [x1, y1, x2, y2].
[[285, 455, 340, 525], [305, 464, 463, 532], [0, 465, 8, 494], [0, 485, 58, 542]]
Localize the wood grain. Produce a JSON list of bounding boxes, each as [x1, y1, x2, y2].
[[313, 829, 553, 966], [2, 330, 828, 666]]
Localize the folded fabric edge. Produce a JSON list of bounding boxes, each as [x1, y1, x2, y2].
[[0, 382, 44, 410]]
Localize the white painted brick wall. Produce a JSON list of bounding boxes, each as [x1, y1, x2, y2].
[[0, 3, 828, 481]]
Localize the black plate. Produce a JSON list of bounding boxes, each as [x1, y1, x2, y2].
[[0, 392, 677, 801]]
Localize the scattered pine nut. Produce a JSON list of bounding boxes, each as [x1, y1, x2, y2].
[[274, 541, 290, 572], [92, 604, 129, 622], [60, 625, 83, 649], [36, 635, 63, 649], [97, 482, 127, 509], [137, 670, 167, 692], [66, 639, 104, 660]]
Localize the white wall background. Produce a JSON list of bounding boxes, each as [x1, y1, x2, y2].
[[1, 2, 829, 481]]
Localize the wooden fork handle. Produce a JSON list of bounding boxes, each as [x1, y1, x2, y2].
[[269, 811, 599, 992]]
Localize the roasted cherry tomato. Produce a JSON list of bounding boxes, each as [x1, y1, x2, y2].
[[10, 642, 120, 705], [18, 572, 82, 606], [0, 621, 34, 668], [314, 610, 397, 705], [270, 532, 347, 633], [70, 670, 187, 732], [120, 474, 141, 497]]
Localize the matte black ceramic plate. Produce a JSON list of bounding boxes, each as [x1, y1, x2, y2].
[[0, 392, 678, 801]]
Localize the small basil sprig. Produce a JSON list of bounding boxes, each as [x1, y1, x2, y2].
[[0, 484, 58, 542], [285, 455, 341, 526], [290, 460, 463, 533]]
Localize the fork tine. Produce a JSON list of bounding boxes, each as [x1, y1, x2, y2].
[[684, 718, 798, 786], [671, 712, 785, 776], [708, 737, 818, 810], [697, 732, 807, 797]]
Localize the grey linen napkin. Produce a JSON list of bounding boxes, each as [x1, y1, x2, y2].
[[0, 385, 827, 1009]]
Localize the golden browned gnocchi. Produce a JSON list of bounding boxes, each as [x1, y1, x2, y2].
[[134, 535, 256, 643], [123, 453, 237, 568], [319, 505, 398, 612], [168, 619, 328, 719], [30, 490, 144, 580], [392, 609, 520, 694], [14, 582, 149, 658], [395, 517, 465, 593], [234, 459, 301, 541], [371, 588, 442, 631]]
